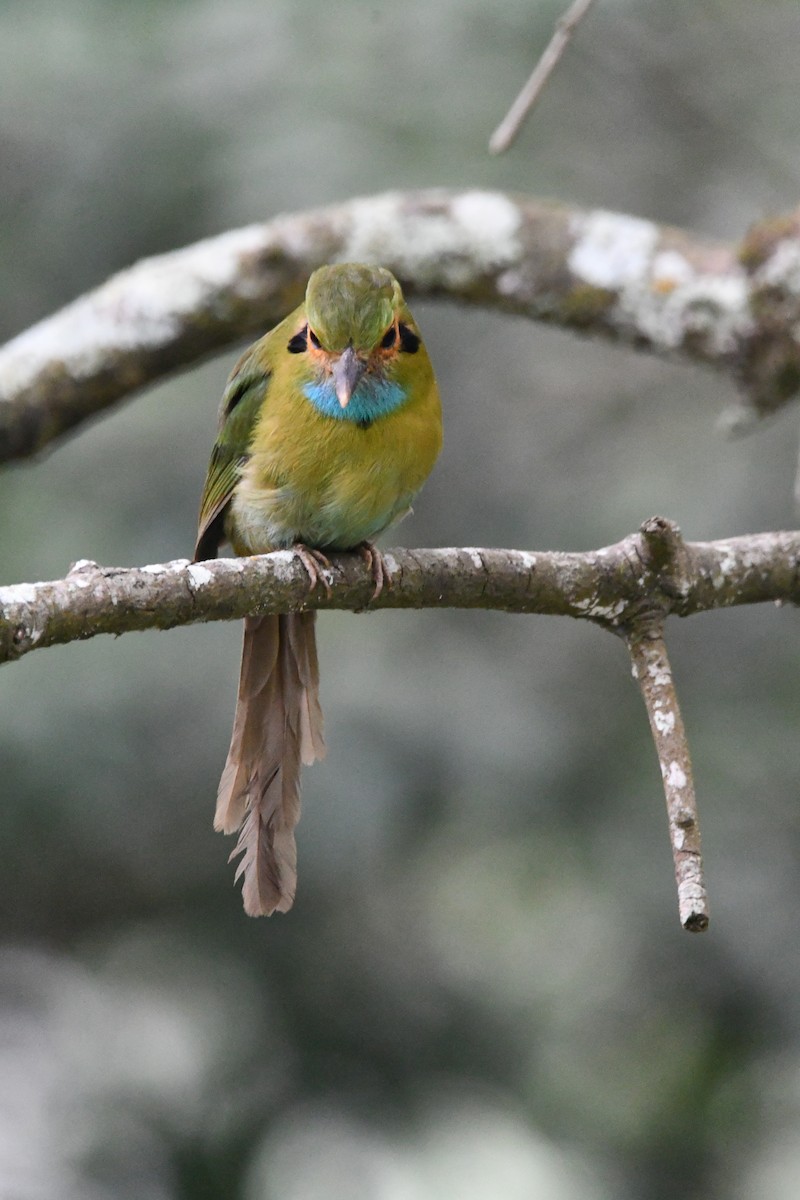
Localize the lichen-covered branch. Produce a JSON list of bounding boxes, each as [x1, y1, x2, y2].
[[1, 523, 799, 665], [3, 189, 800, 462]]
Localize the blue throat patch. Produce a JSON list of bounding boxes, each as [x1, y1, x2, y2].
[[303, 377, 407, 425]]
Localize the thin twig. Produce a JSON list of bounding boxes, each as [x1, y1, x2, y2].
[[626, 623, 709, 932], [489, 0, 599, 154]]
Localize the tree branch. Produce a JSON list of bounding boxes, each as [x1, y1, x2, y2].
[[3, 189, 800, 463], [2, 520, 796, 928], [1, 523, 798, 665]]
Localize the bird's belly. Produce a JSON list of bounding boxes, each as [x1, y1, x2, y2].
[[230, 469, 413, 553], [228, 483, 306, 553]]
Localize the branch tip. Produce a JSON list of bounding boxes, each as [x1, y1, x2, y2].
[[638, 516, 684, 570], [635, 517, 692, 604]]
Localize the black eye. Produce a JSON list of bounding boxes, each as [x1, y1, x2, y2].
[[308, 328, 322, 348], [287, 326, 308, 354], [398, 323, 420, 353], [380, 325, 397, 348]]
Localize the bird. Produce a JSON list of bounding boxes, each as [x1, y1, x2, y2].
[[194, 262, 442, 917]]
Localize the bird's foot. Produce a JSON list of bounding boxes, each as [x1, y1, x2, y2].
[[356, 541, 393, 602], [293, 543, 332, 597]]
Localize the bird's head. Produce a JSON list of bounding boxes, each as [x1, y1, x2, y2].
[[297, 263, 413, 408]]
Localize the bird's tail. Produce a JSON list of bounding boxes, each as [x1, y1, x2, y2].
[[214, 611, 326, 916]]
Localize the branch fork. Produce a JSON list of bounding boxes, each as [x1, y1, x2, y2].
[[3, 519, 796, 930]]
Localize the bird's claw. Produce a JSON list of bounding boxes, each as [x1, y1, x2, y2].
[[357, 541, 392, 602], [293, 542, 390, 603], [293, 544, 333, 597]]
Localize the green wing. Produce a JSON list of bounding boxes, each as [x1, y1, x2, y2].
[[193, 358, 271, 561]]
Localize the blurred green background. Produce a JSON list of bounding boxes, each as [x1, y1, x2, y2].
[[2, 1, 800, 1197]]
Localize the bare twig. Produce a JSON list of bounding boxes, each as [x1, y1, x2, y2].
[[626, 624, 709, 932], [3, 190, 800, 463], [489, 0, 599, 154]]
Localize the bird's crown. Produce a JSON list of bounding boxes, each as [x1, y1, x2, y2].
[[305, 263, 402, 353]]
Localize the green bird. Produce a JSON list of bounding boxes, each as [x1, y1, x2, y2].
[[194, 263, 442, 916]]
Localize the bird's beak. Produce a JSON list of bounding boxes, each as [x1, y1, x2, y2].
[[332, 346, 366, 408]]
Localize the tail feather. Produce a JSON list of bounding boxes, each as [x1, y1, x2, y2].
[[287, 611, 326, 763], [215, 611, 325, 916]]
